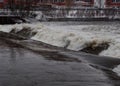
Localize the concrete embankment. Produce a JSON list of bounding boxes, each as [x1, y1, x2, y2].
[[0, 31, 120, 86]]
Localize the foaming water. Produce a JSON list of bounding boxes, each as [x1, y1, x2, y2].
[[0, 22, 120, 58], [1, 22, 120, 77], [32, 26, 112, 51], [32, 22, 120, 58]]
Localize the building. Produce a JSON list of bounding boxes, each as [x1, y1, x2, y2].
[[0, 0, 7, 8], [0, 0, 98, 8], [0, 0, 3, 8], [106, 0, 120, 8], [37, 0, 94, 7], [74, 0, 94, 7], [0, 0, 120, 9]]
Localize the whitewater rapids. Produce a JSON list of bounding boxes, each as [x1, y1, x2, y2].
[[0, 22, 120, 58]]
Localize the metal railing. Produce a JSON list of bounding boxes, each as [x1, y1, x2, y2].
[[41, 8, 120, 19]]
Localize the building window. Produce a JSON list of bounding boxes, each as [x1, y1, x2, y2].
[[0, 0, 3, 2], [53, 0, 64, 3], [112, 0, 120, 2], [84, 0, 92, 2], [75, 0, 93, 2]]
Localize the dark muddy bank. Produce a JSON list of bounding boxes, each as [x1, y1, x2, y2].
[[0, 31, 120, 86], [0, 16, 27, 24]]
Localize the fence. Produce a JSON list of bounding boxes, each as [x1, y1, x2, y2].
[[41, 8, 120, 19]]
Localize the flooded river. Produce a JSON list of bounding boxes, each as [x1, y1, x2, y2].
[[0, 21, 120, 86], [0, 31, 120, 86]]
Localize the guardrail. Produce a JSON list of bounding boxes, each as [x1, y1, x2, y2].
[[41, 8, 120, 19]]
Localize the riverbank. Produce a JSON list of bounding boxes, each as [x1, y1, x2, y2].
[[0, 31, 120, 86]]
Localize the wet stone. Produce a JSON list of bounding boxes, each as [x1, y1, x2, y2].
[[0, 32, 119, 86], [81, 42, 109, 55], [10, 28, 37, 39]]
